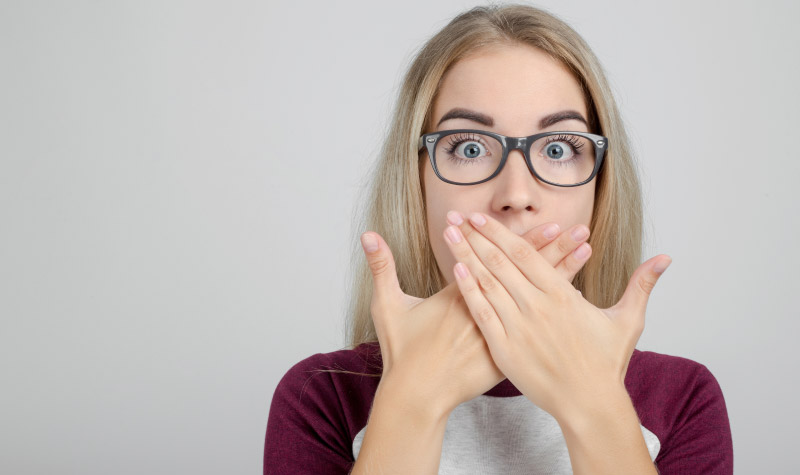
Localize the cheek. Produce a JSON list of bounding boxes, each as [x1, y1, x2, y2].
[[423, 161, 461, 282], [584, 183, 596, 221], [574, 183, 596, 226], [423, 162, 449, 244], [547, 183, 595, 229], [423, 161, 478, 236]]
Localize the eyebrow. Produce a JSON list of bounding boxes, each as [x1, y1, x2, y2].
[[436, 107, 588, 129]]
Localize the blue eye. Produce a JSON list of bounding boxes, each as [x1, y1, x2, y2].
[[457, 141, 486, 159], [544, 142, 570, 160], [443, 133, 492, 162]]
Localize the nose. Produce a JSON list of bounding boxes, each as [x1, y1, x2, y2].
[[490, 148, 542, 213]]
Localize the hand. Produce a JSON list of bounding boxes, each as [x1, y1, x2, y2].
[[447, 212, 593, 285], [442, 211, 671, 423], [359, 221, 594, 415]]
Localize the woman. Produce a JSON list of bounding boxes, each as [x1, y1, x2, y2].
[[264, 4, 733, 474]]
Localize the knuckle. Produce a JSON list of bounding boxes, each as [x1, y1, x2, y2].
[[556, 236, 574, 255], [367, 255, 391, 275], [523, 233, 544, 251], [475, 305, 494, 323], [637, 276, 656, 295], [509, 243, 532, 262], [476, 271, 497, 292], [484, 249, 507, 270]]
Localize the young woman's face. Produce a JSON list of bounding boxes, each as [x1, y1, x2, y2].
[[422, 43, 596, 284]]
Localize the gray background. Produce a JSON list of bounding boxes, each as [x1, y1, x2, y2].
[[1, 0, 797, 473]]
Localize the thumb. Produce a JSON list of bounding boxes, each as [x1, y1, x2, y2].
[[360, 231, 403, 303], [610, 254, 672, 324]]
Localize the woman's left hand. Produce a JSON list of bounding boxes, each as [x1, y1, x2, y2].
[[442, 210, 672, 424]]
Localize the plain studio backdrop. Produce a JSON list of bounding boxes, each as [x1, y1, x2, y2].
[[1, 0, 797, 473]]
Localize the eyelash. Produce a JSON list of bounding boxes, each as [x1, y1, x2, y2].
[[544, 134, 585, 155], [444, 133, 487, 156], [443, 133, 585, 166]]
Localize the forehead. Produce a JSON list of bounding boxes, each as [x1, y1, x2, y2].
[[432, 43, 588, 134]]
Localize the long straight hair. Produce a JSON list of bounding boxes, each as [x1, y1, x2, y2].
[[343, 3, 642, 352]]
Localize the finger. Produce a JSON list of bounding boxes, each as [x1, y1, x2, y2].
[[452, 211, 560, 253], [464, 211, 562, 293], [452, 220, 543, 309], [360, 231, 403, 305], [537, 223, 590, 269], [555, 241, 592, 283], [452, 262, 507, 347], [443, 224, 521, 331], [520, 222, 561, 251], [608, 254, 672, 329]]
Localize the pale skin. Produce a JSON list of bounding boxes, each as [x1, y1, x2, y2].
[[352, 43, 670, 474]]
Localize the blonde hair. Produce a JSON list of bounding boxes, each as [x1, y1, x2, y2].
[[342, 3, 642, 353]]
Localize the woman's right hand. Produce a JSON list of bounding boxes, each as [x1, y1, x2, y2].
[[359, 222, 592, 416]]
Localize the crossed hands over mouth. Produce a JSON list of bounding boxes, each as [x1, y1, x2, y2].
[[360, 212, 670, 422]]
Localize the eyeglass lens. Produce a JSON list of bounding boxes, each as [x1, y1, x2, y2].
[[433, 131, 596, 185]]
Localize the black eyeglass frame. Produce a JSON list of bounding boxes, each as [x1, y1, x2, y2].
[[417, 129, 608, 187]]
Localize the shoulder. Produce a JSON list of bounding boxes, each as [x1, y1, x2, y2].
[[269, 341, 383, 434], [628, 347, 716, 386], [626, 349, 733, 473], [264, 342, 384, 472], [626, 348, 725, 404], [274, 341, 383, 399]]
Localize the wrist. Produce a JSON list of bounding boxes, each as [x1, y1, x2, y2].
[[376, 373, 453, 425], [556, 382, 634, 436], [555, 383, 657, 475]]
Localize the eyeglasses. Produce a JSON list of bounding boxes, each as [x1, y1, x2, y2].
[[418, 129, 607, 187]]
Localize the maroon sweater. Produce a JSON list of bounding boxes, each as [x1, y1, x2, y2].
[[264, 341, 733, 474]]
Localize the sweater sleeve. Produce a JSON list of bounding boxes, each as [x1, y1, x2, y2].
[[654, 364, 733, 474], [264, 354, 356, 474]]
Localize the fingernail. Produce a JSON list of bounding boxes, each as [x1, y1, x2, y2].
[[571, 225, 589, 241], [445, 225, 463, 244], [574, 242, 591, 260], [543, 224, 560, 239], [469, 212, 487, 227], [361, 233, 378, 253], [446, 210, 464, 225], [455, 262, 469, 279], [653, 257, 672, 275]]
